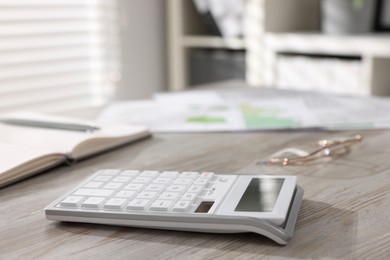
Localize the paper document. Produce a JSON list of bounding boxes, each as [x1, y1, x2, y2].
[[97, 89, 390, 132]]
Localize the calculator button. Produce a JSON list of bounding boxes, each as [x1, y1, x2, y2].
[[103, 182, 123, 190], [120, 170, 140, 177], [181, 192, 198, 202], [159, 192, 180, 201], [82, 197, 105, 208], [136, 191, 158, 200], [101, 169, 121, 175], [83, 181, 104, 188], [144, 184, 165, 192], [218, 177, 229, 182], [166, 185, 187, 193], [202, 182, 231, 201], [173, 178, 192, 186], [160, 171, 179, 178], [74, 188, 115, 197], [149, 200, 173, 211], [103, 198, 127, 210], [112, 176, 132, 183], [127, 199, 151, 210], [194, 179, 209, 186], [93, 175, 112, 182], [172, 200, 191, 212], [132, 177, 153, 184], [124, 183, 145, 191], [181, 172, 199, 179], [152, 177, 173, 185], [187, 185, 203, 194], [115, 190, 137, 199], [199, 172, 215, 180], [60, 196, 84, 207], [140, 171, 159, 177]]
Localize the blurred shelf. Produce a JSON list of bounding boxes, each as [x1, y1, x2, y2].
[[266, 33, 390, 57], [168, 0, 390, 96], [181, 36, 246, 50]]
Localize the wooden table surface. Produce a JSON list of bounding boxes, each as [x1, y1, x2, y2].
[[1, 128, 389, 259]]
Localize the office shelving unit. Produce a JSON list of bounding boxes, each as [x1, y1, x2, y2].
[[167, 0, 390, 96], [262, 0, 390, 96], [166, 0, 249, 91]]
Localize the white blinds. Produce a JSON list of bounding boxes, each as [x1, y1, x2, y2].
[[0, 0, 119, 113]]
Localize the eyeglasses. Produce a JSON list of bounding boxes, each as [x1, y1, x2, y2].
[[267, 134, 363, 166]]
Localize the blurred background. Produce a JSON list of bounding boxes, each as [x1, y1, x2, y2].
[[1, 0, 390, 114]]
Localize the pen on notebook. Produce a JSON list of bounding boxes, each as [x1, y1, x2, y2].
[[0, 118, 100, 132]]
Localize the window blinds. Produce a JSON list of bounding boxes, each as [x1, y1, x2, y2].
[[0, 0, 119, 113]]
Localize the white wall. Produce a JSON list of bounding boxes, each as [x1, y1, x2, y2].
[[116, 0, 167, 99]]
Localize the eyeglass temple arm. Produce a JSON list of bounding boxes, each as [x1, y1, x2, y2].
[[269, 134, 363, 165], [318, 134, 362, 147]]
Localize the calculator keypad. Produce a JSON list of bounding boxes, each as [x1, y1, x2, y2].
[[57, 170, 236, 214]]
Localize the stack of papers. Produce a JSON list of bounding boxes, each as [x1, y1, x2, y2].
[[97, 88, 390, 132]]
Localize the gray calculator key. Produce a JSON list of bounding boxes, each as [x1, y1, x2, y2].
[[74, 188, 115, 197], [82, 197, 105, 208], [104, 198, 127, 210], [59, 196, 84, 207]]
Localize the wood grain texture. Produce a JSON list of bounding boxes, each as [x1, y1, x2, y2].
[[1, 117, 390, 259]]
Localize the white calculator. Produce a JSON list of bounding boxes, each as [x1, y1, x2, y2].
[[45, 170, 303, 245]]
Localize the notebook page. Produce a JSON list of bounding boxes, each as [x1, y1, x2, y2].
[[0, 123, 90, 155]]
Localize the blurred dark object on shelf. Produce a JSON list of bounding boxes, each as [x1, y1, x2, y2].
[[190, 49, 245, 86]]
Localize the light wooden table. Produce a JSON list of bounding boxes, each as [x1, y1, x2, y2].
[[1, 95, 390, 259]]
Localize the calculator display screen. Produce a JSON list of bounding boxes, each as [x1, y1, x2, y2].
[[235, 178, 284, 212]]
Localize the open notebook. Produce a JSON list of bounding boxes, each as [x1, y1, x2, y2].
[[0, 113, 150, 188]]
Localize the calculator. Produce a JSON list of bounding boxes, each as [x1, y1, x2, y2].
[[45, 169, 303, 245]]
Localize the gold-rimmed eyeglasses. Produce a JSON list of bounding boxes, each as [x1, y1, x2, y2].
[[267, 134, 363, 166]]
